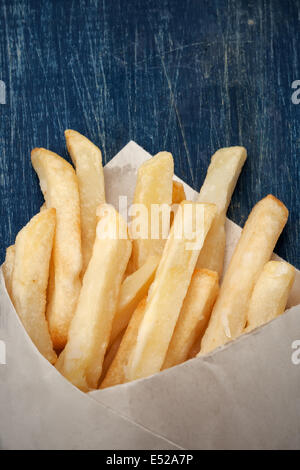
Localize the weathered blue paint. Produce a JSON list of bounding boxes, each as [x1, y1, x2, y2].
[[0, 0, 299, 267]]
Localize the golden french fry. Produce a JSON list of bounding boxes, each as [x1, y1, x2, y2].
[[56, 204, 132, 391], [197, 146, 247, 276], [245, 261, 295, 333], [109, 254, 159, 347], [99, 330, 125, 385], [11, 209, 57, 363], [126, 201, 217, 381], [100, 298, 147, 389], [200, 195, 289, 355], [2, 245, 15, 298], [187, 335, 202, 359], [162, 269, 219, 369], [172, 180, 186, 204], [130, 152, 174, 271], [65, 130, 105, 274], [170, 180, 186, 225], [31, 148, 82, 350]]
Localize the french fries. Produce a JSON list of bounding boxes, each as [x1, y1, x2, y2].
[[3, 245, 15, 298], [56, 204, 132, 391], [101, 298, 147, 389], [245, 261, 295, 333], [31, 148, 82, 350], [11, 209, 57, 364], [170, 180, 186, 225], [100, 330, 125, 385], [109, 254, 159, 347], [187, 336, 202, 359], [3, 132, 297, 395], [196, 146, 247, 276], [65, 130, 105, 274], [126, 201, 217, 381], [130, 152, 174, 271], [162, 269, 219, 369], [172, 180, 186, 205], [200, 195, 288, 355]]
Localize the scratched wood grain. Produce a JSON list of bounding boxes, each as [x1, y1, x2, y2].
[[0, 0, 299, 267]]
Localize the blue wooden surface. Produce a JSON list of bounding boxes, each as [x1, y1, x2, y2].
[[0, 0, 299, 267]]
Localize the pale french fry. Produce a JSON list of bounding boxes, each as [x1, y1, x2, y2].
[[200, 195, 288, 355], [130, 152, 174, 271], [109, 254, 159, 347], [2, 245, 15, 298], [31, 148, 82, 350], [11, 209, 57, 364], [196, 146, 247, 276], [127, 201, 217, 381], [245, 261, 295, 333], [65, 130, 105, 274], [4, 205, 47, 296], [99, 330, 125, 385], [56, 204, 132, 391], [162, 269, 219, 369], [100, 298, 147, 389]]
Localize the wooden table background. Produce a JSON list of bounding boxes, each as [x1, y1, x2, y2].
[[0, 0, 299, 268]]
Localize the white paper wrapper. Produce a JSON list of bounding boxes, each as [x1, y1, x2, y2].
[[1, 141, 299, 450]]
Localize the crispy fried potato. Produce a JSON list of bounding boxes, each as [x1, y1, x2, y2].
[[100, 298, 147, 389], [11, 209, 57, 363], [196, 146, 247, 276], [172, 180, 186, 204], [130, 152, 174, 271], [245, 261, 295, 333], [109, 254, 159, 347], [99, 330, 125, 385], [65, 130, 105, 274], [200, 195, 288, 354], [127, 201, 217, 381], [162, 269, 219, 369], [187, 335, 202, 359], [170, 180, 186, 225], [2, 245, 15, 298], [56, 204, 132, 391], [31, 148, 82, 350]]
